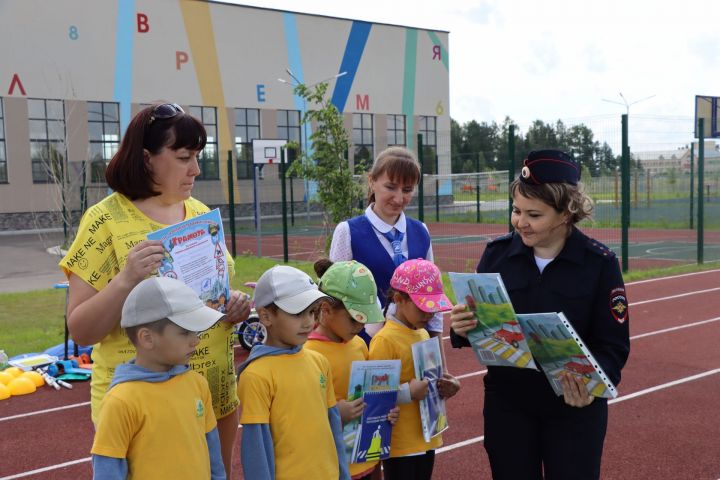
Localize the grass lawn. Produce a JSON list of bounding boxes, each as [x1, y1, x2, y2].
[[0, 256, 317, 358], [0, 255, 717, 358]]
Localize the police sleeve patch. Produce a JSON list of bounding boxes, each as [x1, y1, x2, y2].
[[609, 287, 628, 323]]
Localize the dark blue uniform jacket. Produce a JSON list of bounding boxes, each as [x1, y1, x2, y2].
[[451, 228, 630, 395]]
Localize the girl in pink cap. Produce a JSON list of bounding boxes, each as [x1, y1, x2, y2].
[[368, 259, 460, 480]]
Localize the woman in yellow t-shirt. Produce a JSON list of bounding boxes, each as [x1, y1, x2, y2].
[[60, 103, 250, 477]]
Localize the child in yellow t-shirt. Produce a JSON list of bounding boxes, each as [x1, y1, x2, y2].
[[305, 259, 399, 480], [236, 265, 350, 480], [369, 259, 460, 480], [91, 277, 227, 480]]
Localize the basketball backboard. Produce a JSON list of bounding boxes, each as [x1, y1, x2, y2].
[[694, 95, 720, 138], [251, 139, 288, 164]]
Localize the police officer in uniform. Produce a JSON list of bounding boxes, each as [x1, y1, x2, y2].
[[450, 149, 630, 480]]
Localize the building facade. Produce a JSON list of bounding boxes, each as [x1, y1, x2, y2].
[[0, 0, 450, 230]]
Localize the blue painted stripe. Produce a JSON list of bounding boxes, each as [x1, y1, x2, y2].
[[113, 0, 135, 136], [330, 21, 372, 113], [283, 13, 318, 199], [283, 13, 305, 112]]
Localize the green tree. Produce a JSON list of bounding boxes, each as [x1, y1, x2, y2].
[[287, 82, 364, 249]]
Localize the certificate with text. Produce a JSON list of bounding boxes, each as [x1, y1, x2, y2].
[[146, 209, 230, 312]]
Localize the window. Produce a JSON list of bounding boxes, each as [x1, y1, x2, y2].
[[353, 113, 373, 173], [0, 99, 6, 183], [418, 115, 437, 174], [189, 106, 219, 180], [87, 102, 120, 183], [276, 109, 301, 168], [234, 108, 260, 179], [387, 114, 406, 146], [28, 98, 66, 183]]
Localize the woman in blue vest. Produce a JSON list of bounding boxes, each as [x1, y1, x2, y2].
[[329, 147, 456, 381]]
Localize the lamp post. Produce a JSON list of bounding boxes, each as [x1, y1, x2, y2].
[[602, 92, 656, 116], [278, 70, 347, 221]]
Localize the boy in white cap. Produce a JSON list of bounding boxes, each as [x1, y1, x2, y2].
[[91, 277, 227, 480], [236, 265, 350, 480]]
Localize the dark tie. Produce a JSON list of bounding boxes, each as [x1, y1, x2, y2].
[[382, 229, 406, 267]]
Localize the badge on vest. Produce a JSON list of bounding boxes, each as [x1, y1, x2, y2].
[[196, 399, 204, 417]]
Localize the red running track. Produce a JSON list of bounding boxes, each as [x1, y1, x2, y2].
[[1, 270, 720, 479]]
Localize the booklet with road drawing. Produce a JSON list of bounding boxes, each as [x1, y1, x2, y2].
[[449, 272, 616, 398], [516, 312, 618, 399], [146, 209, 230, 312], [448, 272, 537, 370], [411, 337, 449, 442], [344, 360, 401, 463]]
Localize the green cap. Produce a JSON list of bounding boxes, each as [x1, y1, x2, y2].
[[318, 261, 384, 324]]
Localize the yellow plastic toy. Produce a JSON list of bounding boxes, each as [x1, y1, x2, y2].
[[21, 371, 45, 387], [0, 371, 13, 385], [0, 383, 10, 400], [4, 367, 23, 378], [8, 376, 36, 395]]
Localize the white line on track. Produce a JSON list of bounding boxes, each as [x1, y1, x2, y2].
[[10, 311, 720, 424], [0, 401, 90, 423], [3, 354, 719, 478], [0, 457, 91, 480], [626, 268, 720, 285], [629, 286, 720, 306], [435, 367, 720, 455], [630, 317, 720, 340], [7, 368, 719, 478], [442, 313, 720, 343]]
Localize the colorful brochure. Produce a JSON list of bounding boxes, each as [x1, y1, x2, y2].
[[448, 272, 537, 370], [516, 312, 618, 398], [411, 337, 449, 442], [344, 360, 401, 463], [146, 209, 230, 312]]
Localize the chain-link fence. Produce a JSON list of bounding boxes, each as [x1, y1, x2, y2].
[[69, 114, 719, 274]]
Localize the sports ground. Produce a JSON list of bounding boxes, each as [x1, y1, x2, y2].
[[1, 267, 719, 479]]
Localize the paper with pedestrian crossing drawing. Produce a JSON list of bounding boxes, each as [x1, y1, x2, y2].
[[516, 312, 618, 398], [449, 272, 537, 369]]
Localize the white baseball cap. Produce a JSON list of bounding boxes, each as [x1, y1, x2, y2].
[[254, 265, 328, 314], [122, 277, 225, 331]]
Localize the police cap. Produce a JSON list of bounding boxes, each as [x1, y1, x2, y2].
[[519, 149, 580, 186]]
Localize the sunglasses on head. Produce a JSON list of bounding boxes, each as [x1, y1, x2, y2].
[[149, 103, 184, 124]]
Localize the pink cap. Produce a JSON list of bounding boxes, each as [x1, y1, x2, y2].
[[390, 259, 453, 313]]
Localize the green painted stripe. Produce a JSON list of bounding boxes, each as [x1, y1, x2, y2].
[[427, 31, 449, 71], [402, 28, 418, 149]]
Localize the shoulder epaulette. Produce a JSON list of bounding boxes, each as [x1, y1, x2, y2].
[[586, 238, 616, 258], [488, 232, 514, 246]]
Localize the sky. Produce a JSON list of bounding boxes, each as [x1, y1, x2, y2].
[[232, 0, 720, 150]]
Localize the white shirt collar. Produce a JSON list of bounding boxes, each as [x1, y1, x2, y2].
[[365, 204, 407, 234]]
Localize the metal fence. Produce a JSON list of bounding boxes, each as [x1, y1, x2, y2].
[[74, 114, 719, 274]]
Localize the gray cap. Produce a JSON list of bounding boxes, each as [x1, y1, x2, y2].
[[254, 265, 328, 314], [122, 277, 225, 331]]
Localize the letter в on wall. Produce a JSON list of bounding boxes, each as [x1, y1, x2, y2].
[[137, 13, 149, 33]]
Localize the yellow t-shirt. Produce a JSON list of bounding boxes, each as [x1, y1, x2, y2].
[[238, 348, 339, 480], [59, 192, 238, 423], [91, 370, 216, 480], [369, 320, 442, 457], [304, 336, 376, 477]]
